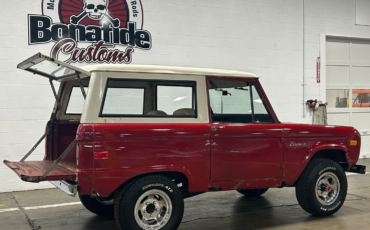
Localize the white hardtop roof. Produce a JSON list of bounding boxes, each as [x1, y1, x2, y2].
[[80, 64, 258, 78]]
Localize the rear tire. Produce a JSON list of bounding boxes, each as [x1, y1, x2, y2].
[[79, 193, 114, 217], [295, 158, 347, 216], [114, 175, 184, 230], [237, 188, 269, 197]]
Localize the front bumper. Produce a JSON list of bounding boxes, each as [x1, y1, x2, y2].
[[349, 164, 367, 174]]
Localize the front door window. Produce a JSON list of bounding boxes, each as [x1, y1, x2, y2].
[[208, 79, 273, 123]]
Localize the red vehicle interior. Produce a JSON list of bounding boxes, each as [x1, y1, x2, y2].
[[49, 120, 80, 171]]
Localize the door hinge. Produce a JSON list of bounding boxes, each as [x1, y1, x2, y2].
[[280, 163, 285, 170]]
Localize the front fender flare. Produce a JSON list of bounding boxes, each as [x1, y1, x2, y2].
[[286, 144, 348, 186]]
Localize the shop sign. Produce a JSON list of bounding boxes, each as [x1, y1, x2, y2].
[[28, 0, 152, 64]]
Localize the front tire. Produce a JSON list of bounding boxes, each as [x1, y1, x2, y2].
[[295, 158, 347, 216], [237, 188, 269, 197], [114, 175, 184, 230]]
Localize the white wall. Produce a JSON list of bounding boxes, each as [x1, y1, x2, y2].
[[0, 0, 58, 192], [141, 0, 306, 122], [0, 0, 370, 192]]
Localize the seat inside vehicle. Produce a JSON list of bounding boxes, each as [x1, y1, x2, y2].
[[147, 110, 167, 116], [173, 108, 195, 116]]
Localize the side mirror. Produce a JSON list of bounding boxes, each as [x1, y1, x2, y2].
[[215, 88, 231, 96]]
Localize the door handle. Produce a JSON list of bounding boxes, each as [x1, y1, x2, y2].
[[211, 126, 225, 132]]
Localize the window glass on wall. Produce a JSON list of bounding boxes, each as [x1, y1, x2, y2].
[[352, 89, 370, 107], [326, 89, 349, 108], [326, 41, 370, 109]]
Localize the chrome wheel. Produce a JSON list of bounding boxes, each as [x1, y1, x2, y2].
[[315, 172, 340, 205], [134, 189, 172, 230]]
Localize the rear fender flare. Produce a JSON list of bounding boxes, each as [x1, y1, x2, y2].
[[92, 165, 197, 197]]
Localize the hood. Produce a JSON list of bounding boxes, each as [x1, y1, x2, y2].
[[281, 123, 357, 138]]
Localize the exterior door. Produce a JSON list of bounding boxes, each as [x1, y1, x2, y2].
[[325, 38, 370, 157], [207, 77, 284, 182]]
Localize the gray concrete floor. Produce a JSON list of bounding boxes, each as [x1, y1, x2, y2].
[[0, 159, 369, 230]]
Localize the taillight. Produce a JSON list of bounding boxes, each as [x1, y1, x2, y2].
[[94, 152, 109, 159]]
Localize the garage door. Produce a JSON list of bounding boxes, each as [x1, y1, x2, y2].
[[326, 37, 370, 158]]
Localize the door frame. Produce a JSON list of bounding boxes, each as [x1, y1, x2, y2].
[[205, 76, 280, 125]]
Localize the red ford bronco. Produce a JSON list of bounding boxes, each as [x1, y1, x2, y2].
[[4, 53, 366, 230]]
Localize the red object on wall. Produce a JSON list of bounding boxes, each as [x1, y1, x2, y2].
[[317, 57, 321, 83]]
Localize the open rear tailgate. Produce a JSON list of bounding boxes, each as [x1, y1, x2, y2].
[[3, 160, 76, 182]]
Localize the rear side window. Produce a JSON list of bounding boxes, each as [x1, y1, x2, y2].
[[100, 79, 197, 117], [66, 87, 88, 114], [102, 88, 144, 115], [157, 86, 193, 115]]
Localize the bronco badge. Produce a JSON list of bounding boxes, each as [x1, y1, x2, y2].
[[289, 141, 307, 147]]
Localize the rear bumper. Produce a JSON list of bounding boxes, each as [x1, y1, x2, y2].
[[50, 181, 78, 197], [349, 164, 367, 174]]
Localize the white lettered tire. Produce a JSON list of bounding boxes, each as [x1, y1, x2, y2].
[[114, 175, 184, 230], [295, 158, 347, 216]]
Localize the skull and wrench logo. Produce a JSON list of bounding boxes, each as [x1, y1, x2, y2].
[[70, 0, 120, 27]]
